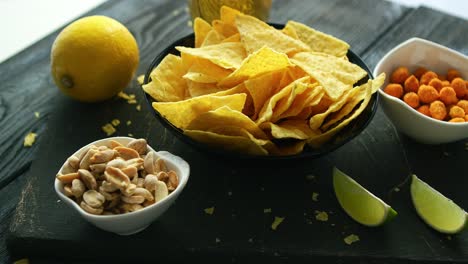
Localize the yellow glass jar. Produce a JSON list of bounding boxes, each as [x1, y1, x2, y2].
[[188, 0, 272, 23]]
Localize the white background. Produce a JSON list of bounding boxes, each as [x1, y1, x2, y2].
[[0, 0, 466, 63]]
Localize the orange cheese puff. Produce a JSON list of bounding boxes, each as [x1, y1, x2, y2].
[[447, 69, 461, 82], [420, 71, 438, 85], [441, 80, 451, 87], [449, 117, 465, 123], [429, 100, 447, 120], [449, 105, 465, 118], [390, 67, 410, 84], [428, 78, 443, 91], [417, 105, 431, 117], [439, 87, 458, 105], [404, 75, 419, 93], [465, 115, 468, 121], [403, 92, 420, 108], [451, 78, 467, 98], [418, 85, 439, 104], [457, 100, 468, 113], [384, 83, 404, 98], [413, 67, 428, 79]]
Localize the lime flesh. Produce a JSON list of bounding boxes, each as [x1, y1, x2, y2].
[[333, 167, 397, 226], [411, 175, 467, 234]]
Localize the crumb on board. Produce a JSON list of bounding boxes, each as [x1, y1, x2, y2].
[[136, 104, 141, 111], [315, 211, 328, 222], [215, 238, 221, 243], [102, 123, 116, 136], [118, 91, 138, 105], [248, 238, 253, 243], [306, 174, 316, 181], [126, 120, 132, 126], [13, 258, 29, 264], [394, 187, 400, 192], [34, 112, 40, 118], [172, 9, 181, 16], [111, 119, 121, 127], [24, 132, 37, 147], [137, 74, 145, 85], [187, 20, 193, 27], [344, 234, 360, 245], [271, 216, 285, 230], [204, 207, 215, 215], [312, 192, 319, 201], [263, 208, 272, 213], [128, 133, 134, 137]]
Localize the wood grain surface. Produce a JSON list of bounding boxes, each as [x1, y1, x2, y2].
[[1, 0, 467, 263]]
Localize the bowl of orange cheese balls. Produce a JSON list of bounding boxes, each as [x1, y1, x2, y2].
[[374, 38, 468, 144]]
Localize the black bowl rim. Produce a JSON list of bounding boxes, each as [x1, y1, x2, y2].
[[143, 24, 379, 160]]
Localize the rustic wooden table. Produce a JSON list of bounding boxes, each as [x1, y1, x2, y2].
[[1, 0, 467, 263]]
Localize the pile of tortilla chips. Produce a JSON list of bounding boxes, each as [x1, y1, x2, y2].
[[142, 6, 385, 156]]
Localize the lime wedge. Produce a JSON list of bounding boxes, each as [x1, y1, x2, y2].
[[333, 167, 397, 226], [411, 175, 467, 234]]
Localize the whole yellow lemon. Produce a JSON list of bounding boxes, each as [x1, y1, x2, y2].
[[51, 15, 139, 102]]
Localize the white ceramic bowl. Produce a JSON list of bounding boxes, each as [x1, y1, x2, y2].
[[54, 137, 190, 235], [374, 38, 468, 144]]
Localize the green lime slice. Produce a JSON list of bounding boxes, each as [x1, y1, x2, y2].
[[333, 167, 397, 226], [411, 175, 467, 234]]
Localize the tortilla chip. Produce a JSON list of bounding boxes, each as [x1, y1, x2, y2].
[[279, 83, 323, 120], [212, 19, 238, 38], [201, 29, 225, 46], [186, 80, 225, 98], [194, 17, 212, 48], [244, 70, 285, 118], [284, 21, 349, 57], [220, 5, 243, 25], [183, 58, 232, 83], [235, 14, 310, 55], [291, 52, 367, 100], [152, 93, 246, 129], [177, 42, 246, 69], [184, 129, 269, 156], [260, 120, 319, 140], [222, 33, 241, 43], [187, 106, 268, 139], [219, 46, 292, 88], [142, 54, 188, 102], [307, 77, 374, 148]]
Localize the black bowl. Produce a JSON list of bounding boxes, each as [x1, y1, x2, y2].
[[143, 26, 379, 160]]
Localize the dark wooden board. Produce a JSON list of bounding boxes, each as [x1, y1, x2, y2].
[[3, 0, 468, 262]]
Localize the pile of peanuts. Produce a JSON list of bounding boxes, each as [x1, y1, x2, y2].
[[384, 67, 468, 122], [56, 138, 179, 215]]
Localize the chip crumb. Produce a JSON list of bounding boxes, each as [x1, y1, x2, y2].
[[273, 252, 280, 257], [111, 119, 121, 127], [443, 151, 449, 156], [13, 258, 29, 264], [394, 187, 400, 192], [23, 132, 37, 147], [126, 120, 132, 126], [118, 91, 132, 100], [215, 238, 221, 243], [136, 104, 141, 111], [331, 223, 335, 227], [228, 191, 232, 196], [172, 9, 181, 16], [248, 238, 253, 243], [137, 74, 145, 85], [187, 20, 193, 27], [306, 174, 316, 181], [128, 133, 134, 137], [102, 123, 116, 136], [344, 234, 360, 245], [204, 207, 215, 215], [315, 211, 328, 222], [263, 208, 272, 213], [447, 236, 452, 240], [271, 216, 285, 230], [312, 192, 319, 201], [118, 91, 138, 104], [34, 112, 40, 118], [128, 99, 138, 104], [260, 187, 265, 191], [57, 200, 61, 203]]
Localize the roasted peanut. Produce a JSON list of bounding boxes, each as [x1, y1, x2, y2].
[[63, 184, 74, 197], [127, 138, 148, 155], [98, 187, 120, 201], [106, 158, 126, 169], [121, 195, 145, 204], [144, 174, 158, 191], [121, 183, 137, 197], [133, 188, 154, 201], [71, 179, 86, 198], [56, 172, 80, 184], [105, 167, 131, 189], [121, 166, 138, 179], [126, 158, 145, 170], [136, 177, 145, 188], [119, 203, 143, 213], [155, 158, 167, 172], [90, 149, 116, 164], [67, 156, 80, 170], [78, 169, 98, 190], [83, 190, 106, 208], [101, 180, 119, 192], [157, 171, 169, 182], [154, 180, 169, 202], [80, 201, 103, 215], [167, 170, 179, 191], [89, 163, 107, 174], [79, 148, 98, 170], [144, 151, 157, 174], [109, 140, 123, 149], [115, 146, 140, 160]]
